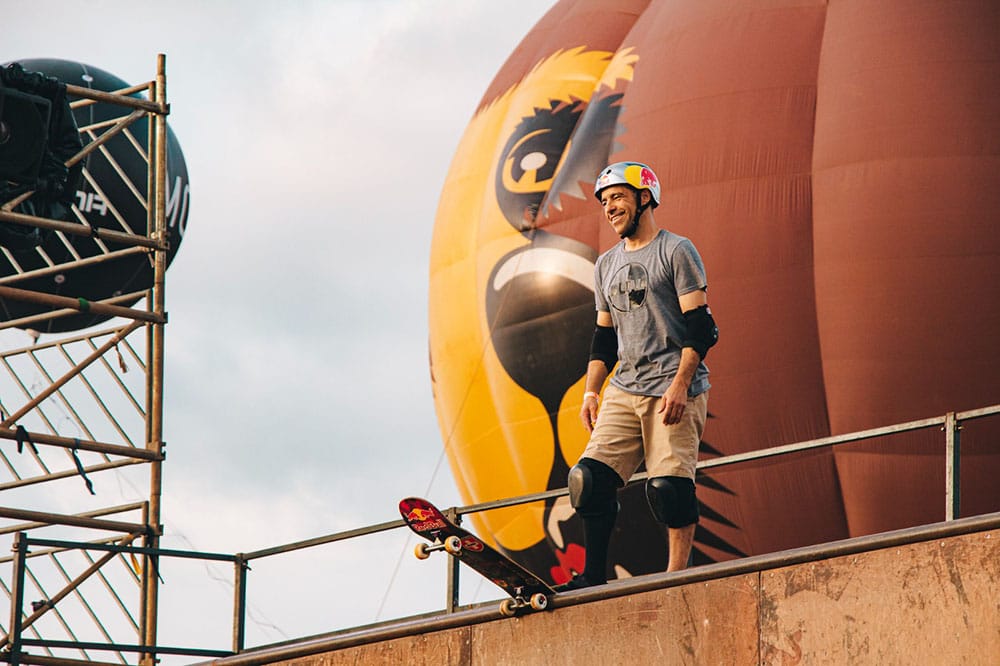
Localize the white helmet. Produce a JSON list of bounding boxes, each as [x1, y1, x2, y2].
[[593, 161, 661, 207]]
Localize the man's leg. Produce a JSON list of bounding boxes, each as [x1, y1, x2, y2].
[[667, 523, 697, 572], [645, 475, 699, 572], [562, 457, 623, 588], [643, 391, 707, 573], [562, 386, 642, 589]]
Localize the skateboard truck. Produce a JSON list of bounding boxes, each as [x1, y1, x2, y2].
[[499, 587, 549, 617], [414, 535, 462, 560]]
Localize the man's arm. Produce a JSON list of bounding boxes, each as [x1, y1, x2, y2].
[[658, 289, 708, 425], [580, 310, 614, 433]]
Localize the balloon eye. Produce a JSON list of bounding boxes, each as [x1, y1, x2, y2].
[[520, 152, 547, 172]]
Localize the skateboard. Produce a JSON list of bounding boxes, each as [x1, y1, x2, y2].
[[399, 496, 554, 617]]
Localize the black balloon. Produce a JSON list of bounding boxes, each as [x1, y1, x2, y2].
[[0, 58, 189, 332]]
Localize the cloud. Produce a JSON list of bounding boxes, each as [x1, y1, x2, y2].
[[1, 0, 554, 654]]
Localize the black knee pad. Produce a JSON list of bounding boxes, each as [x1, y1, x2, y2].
[[568, 458, 622, 517], [645, 476, 699, 528]]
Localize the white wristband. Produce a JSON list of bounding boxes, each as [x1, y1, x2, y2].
[[583, 391, 600, 402]]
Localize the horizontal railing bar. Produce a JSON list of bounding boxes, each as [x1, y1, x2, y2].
[[0, 286, 163, 324], [696, 416, 947, 470], [0, 428, 160, 461], [0, 508, 144, 533], [22, 536, 237, 563], [65, 83, 165, 114], [0, 292, 148, 332], [956, 404, 1000, 420], [0, 210, 165, 251], [19, 638, 231, 658], [0, 502, 146, 537], [243, 519, 404, 561], [0, 535, 137, 564], [10, 654, 122, 666], [453, 488, 569, 518]]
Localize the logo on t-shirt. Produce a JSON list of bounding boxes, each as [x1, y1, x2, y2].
[[608, 264, 648, 312]]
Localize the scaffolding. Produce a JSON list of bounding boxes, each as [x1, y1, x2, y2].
[[0, 55, 177, 665]]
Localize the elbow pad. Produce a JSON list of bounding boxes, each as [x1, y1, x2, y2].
[[589, 324, 617, 372], [682, 304, 718, 360]]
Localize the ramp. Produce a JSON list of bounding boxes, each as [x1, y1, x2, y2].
[[208, 513, 1000, 665]]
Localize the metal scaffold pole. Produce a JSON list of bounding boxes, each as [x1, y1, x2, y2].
[[140, 53, 169, 666]]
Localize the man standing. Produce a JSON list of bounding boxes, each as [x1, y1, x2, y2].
[[557, 161, 718, 591]]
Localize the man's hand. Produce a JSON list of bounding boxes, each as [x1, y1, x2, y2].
[[658, 380, 688, 425], [580, 393, 600, 433], [659, 338, 701, 425]]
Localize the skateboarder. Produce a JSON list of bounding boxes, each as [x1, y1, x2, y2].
[[557, 161, 718, 591]]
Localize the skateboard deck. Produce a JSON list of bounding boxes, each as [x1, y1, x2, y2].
[[399, 496, 554, 616]]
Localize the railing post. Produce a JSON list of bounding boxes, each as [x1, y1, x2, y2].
[[944, 411, 961, 521], [7, 532, 28, 666], [444, 509, 461, 613], [233, 554, 249, 653]]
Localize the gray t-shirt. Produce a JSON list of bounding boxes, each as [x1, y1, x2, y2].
[[594, 229, 711, 397]]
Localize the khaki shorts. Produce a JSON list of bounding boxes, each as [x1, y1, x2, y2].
[[580, 385, 708, 483]]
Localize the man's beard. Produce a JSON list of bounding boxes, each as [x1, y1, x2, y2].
[[620, 215, 640, 239]]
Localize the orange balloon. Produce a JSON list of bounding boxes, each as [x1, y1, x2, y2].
[[429, 0, 1000, 583]]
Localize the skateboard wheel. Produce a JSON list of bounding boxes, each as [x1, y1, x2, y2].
[[499, 599, 517, 617], [529, 593, 548, 611], [443, 535, 463, 555], [414, 543, 431, 560]]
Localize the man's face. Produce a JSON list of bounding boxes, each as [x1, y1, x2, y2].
[[599, 184, 645, 237]]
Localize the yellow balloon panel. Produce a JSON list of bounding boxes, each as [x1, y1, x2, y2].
[[429, 31, 633, 563]]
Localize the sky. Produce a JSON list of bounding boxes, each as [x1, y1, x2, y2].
[[2, 0, 555, 656]]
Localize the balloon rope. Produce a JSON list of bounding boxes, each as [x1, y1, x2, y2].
[[374, 445, 449, 622]]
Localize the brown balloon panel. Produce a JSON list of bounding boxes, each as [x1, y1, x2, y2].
[[429, 0, 1000, 583], [0, 59, 189, 332]]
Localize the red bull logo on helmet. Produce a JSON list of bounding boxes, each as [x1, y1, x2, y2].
[[639, 166, 657, 189]]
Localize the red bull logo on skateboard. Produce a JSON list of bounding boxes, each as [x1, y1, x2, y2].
[[406, 507, 437, 522], [405, 506, 447, 531]]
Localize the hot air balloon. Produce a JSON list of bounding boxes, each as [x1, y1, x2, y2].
[[0, 59, 189, 332], [428, 0, 1000, 584]]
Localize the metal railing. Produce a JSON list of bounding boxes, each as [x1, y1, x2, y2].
[[5, 534, 235, 664], [2, 403, 995, 662], [225, 402, 998, 652]]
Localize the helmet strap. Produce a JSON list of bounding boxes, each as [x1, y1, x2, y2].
[[620, 190, 650, 239]]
